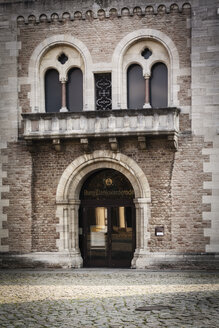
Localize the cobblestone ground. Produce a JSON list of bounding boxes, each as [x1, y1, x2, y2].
[[0, 269, 219, 328]]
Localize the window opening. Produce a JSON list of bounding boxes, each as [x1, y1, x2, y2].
[[127, 64, 145, 109], [95, 73, 112, 110], [66, 68, 83, 111], [58, 53, 68, 65], [45, 69, 62, 112], [149, 62, 168, 108], [141, 48, 152, 60]]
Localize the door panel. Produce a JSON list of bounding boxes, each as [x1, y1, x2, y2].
[[80, 205, 135, 268], [110, 207, 134, 267], [85, 207, 108, 267]]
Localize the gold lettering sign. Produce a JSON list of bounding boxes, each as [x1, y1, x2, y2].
[[84, 189, 134, 197]]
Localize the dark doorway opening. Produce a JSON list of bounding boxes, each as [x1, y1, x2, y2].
[[79, 169, 136, 268]]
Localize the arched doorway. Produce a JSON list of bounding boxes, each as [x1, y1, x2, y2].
[[79, 169, 136, 268], [56, 150, 151, 269]]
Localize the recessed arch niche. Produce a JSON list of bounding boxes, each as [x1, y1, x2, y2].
[[123, 39, 170, 109], [112, 29, 180, 109]]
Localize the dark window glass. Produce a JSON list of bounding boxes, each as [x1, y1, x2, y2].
[[95, 73, 112, 110], [58, 53, 68, 65], [66, 68, 83, 112], [150, 62, 168, 108], [141, 48, 152, 60], [127, 64, 145, 109], [45, 69, 61, 113]]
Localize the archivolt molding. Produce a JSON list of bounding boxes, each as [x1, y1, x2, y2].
[[55, 150, 151, 266], [112, 29, 180, 109], [28, 34, 93, 112], [56, 150, 151, 203]]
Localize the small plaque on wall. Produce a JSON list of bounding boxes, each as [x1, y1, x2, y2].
[[155, 226, 164, 236]]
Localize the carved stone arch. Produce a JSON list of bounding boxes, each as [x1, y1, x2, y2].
[[55, 150, 151, 268], [111, 29, 180, 109], [124, 60, 144, 72], [28, 34, 93, 112]]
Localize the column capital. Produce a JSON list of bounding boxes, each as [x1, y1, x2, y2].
[[134, 197, 151, 205], [143, 73, 150, 79], [60, 77, 68, 83], [68, 199, 81, 206]]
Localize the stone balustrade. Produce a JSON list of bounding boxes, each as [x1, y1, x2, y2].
[[22, 108, 180, 141]]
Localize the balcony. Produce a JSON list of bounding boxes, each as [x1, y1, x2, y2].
[[22, 108, 180, 150]]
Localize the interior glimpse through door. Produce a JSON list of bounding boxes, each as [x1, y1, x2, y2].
[[110, 206, 134, 267], [86, 207, 108, 267], [80, 205, 135, 267], [79, 168, 135, 268]]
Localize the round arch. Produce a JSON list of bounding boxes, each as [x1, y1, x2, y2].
[[28, 34, 93, 112], [111, 28, 180, 109], [55, 151, 151, 268], [56, 150, 151, 203]]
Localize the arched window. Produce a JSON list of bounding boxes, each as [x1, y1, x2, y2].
[[66, 68, 83, 112], [45, 69, 61, 112], [150, 62, 168, 108], [127, 64, 145, 109]]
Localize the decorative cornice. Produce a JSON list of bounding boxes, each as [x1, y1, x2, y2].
[[16, 2, 191, 25]]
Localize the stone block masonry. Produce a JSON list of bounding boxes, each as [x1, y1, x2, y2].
[[17, 6, 191, 113], [191, 0, 219, 253], [2, 134, 209, 257], [0, 8, 19, 252], [0, 0, 218, 269], [1, 142, 32, 253]]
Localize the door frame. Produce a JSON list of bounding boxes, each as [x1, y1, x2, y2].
[[80, 199, 136, 268], [55, 151, 151, 269]]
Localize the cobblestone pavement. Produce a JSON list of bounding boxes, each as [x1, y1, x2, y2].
[[0, 269, 219, 328]]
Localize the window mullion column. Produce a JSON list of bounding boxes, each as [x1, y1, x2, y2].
[[143, 74, 151, 109], [60, 77, 68, 112]]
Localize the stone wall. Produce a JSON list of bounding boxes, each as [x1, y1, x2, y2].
[[0, 4, 19, 252], [191, 0, 219, 253], [2, 133, 208, 255], [0, 0, 218, 268], [1, 142, 32, 253], [16, 2, 191, 113]]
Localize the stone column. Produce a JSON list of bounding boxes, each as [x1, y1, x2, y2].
[[69, 200, 83, 268], [60, 77, 68, 112], [63, 207, 69, 250], [131, 198, 151, 268], [143, 74, 151, 109]]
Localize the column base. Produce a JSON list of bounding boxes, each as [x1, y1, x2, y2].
[[131, 249, 150, 269], [60, 107, 68, 112], [143, 103, 151, 109], [69, 250, 83, 268]]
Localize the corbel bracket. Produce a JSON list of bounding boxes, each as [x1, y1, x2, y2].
[[109, 137, 118, 152], [52, 138, 62, 152], [168, 133, 178, 151], [80, 138, 90, 153], [138, 136, 147, 150]]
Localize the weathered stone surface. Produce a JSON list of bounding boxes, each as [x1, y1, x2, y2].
[[0, 270, 219, 328], [0, 0, 218, 265]]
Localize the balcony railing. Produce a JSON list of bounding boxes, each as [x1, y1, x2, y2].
[[22, 108, 180, 141]]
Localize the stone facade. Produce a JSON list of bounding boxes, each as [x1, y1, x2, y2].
[[0, 0, 218, 269]]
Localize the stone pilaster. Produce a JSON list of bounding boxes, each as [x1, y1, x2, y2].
[[131, 198, 151, 269]]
